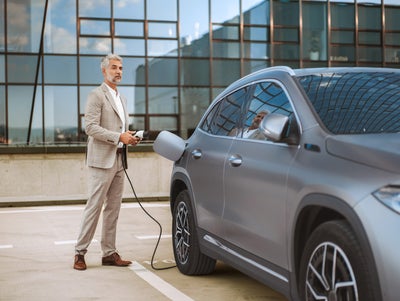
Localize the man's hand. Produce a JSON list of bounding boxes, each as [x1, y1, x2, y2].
[[119, 131, 140, 145]]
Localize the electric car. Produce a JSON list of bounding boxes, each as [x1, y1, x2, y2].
[[153, 66, 400, 301]]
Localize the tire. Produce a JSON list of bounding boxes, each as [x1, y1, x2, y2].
[[172, 189, 216, 275], [299, 220, 381, 301]]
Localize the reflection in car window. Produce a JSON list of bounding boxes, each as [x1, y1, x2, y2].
[[200, 87, 249, 136], [298, 72, 400, 134], [242, 81, 297, 141]]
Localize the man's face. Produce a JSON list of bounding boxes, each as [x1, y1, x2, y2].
[[102, 59, 123, 86], [251, 112, 267, 128]]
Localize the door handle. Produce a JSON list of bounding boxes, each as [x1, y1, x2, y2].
[[191, 149, 202, 159], [228, 154, 242, 167]]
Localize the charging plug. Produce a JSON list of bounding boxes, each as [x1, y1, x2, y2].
[[134, 130, 144, 139]]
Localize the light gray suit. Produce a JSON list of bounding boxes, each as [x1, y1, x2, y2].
[[75, 82, 129, 257]]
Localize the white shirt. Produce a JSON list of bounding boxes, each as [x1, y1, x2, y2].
[[105, 84, 125, 147]]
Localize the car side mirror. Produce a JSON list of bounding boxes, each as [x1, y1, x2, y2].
[[259, 113, 289, 142]]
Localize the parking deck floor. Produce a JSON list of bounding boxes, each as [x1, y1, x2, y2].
[[0, 202, 287, 300]]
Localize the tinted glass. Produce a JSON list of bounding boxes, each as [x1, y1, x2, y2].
[[200, 86, 249, 136], [44, 56, 77, 84], [298, 72, 400, 134]]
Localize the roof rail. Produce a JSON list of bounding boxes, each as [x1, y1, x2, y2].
[[266, 66, 295, 76]]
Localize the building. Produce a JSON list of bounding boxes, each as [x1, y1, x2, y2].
[[1, 0, 400, 204], [1, 0, 400, 146]]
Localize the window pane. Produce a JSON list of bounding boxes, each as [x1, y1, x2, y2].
[[7, 0, 46, 52], [244, 27, 269, 42], [385, 7, 400, 31], [331, 3, 355, 29], [0, 2, 4, 51], [243, 60, 270, 75], [115, 21, 144, 37], [149, 116, 178, 131], [149, 58, 178, 85], [79, 1, 110, 18], [180, 38, 210, 58], [273, 44, 299, 60], [44, 56, 77, 84], [358, 46, 382, 62], [0, 86, 5, 143], [7, 55, 38, 83], [80, 20, 110, 36], [273, 0, 299, 26], [79, 86, 97, 113], [79, 37, 111, 54], [44, 86, 78, 144], [148, 22, 177, 38], [274, 28, 298, 42], [79, 57, 103, 85], [359, 32, 381, 45], [114, 0, 144, 19], [213, 25, 239, 40], [212, 59, 240, 86], [148, 87, 178, 113], [179, 0, 209, 53], [147, 0, 177, 21], [44, 0, 76, 54], [181, 59, 210, 86], [148, 40, 178, 56], [358, 5, 381, 30], [114, 38, 145, 56], [0, 55, 4, 82], [211, 0, 240, 24], [331, 31, 354, 44], [181, 87, 210, 138], [122, 57, 146, 85], [243, 0, 270, 25], [243, 42, 269, 59], [213, 41, 240, 58], [124, 86, 146, 114], [385, 33, 400, 46], [8, 86, 35, 144]]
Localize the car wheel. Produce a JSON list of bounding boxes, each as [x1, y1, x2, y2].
[[172, 189, 216, 275], [299, 220, 380, 301]]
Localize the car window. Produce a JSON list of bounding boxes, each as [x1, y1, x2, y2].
[[200, 86, 250, 136], [240, 81, 298, 141], [298, 71, 400, 134]]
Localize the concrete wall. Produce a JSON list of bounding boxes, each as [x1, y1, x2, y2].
[[0, 150, 173, 206]]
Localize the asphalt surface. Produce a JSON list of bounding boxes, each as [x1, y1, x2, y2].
[[0, 202, 287, 301]]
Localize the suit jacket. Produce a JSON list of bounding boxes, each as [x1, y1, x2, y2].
[[85, 83, 129, 169]]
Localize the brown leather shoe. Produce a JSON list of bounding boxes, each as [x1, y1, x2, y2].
[[74, 254, 87, 270], [102, 252, 132, 267]]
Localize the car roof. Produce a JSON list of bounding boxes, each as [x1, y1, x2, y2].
[[213, 66, 400, 104]]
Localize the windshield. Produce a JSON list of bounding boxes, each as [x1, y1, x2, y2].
[[297, 72, 400, 134]]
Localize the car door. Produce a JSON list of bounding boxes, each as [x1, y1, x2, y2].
[[222, 80, 300, 269], [186, 86, 250, 236]]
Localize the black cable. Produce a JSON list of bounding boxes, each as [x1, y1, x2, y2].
[[123, 168, 176, 270]]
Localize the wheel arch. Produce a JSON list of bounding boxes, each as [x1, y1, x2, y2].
[[170, 172, 193, 214], [291, 193, 382, 299]]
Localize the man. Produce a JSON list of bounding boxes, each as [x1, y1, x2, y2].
[[242, 110, 269, 139], [73, 54, 140, 271]]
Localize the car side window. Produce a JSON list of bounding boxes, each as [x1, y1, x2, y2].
[[200, 87, 249, 136], [243, 81, 299, 142]]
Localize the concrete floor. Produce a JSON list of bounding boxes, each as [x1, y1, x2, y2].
[[0, 202, 288, 301]]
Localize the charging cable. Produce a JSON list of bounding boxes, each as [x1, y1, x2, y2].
[[123, 142, 176, 270]]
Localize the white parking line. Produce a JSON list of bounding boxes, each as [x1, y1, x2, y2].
[[129, 261, 193, 301], [0, 202, 169, 214], [54, 239, 98, 245], [0, 245, 13, 249], [135, 234, 172, 240]]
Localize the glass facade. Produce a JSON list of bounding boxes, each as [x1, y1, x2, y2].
[[1, 0, 400, 147]]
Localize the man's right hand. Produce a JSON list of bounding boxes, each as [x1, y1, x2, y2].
[[119, 131, 140, 145]]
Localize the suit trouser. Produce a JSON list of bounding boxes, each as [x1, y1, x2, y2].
[[75, 153, 124, 257]]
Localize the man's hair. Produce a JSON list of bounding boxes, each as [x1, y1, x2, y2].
[[100, 53, 122, 69]]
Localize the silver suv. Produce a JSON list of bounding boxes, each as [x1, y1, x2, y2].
[[153, 66, 400, 301]]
